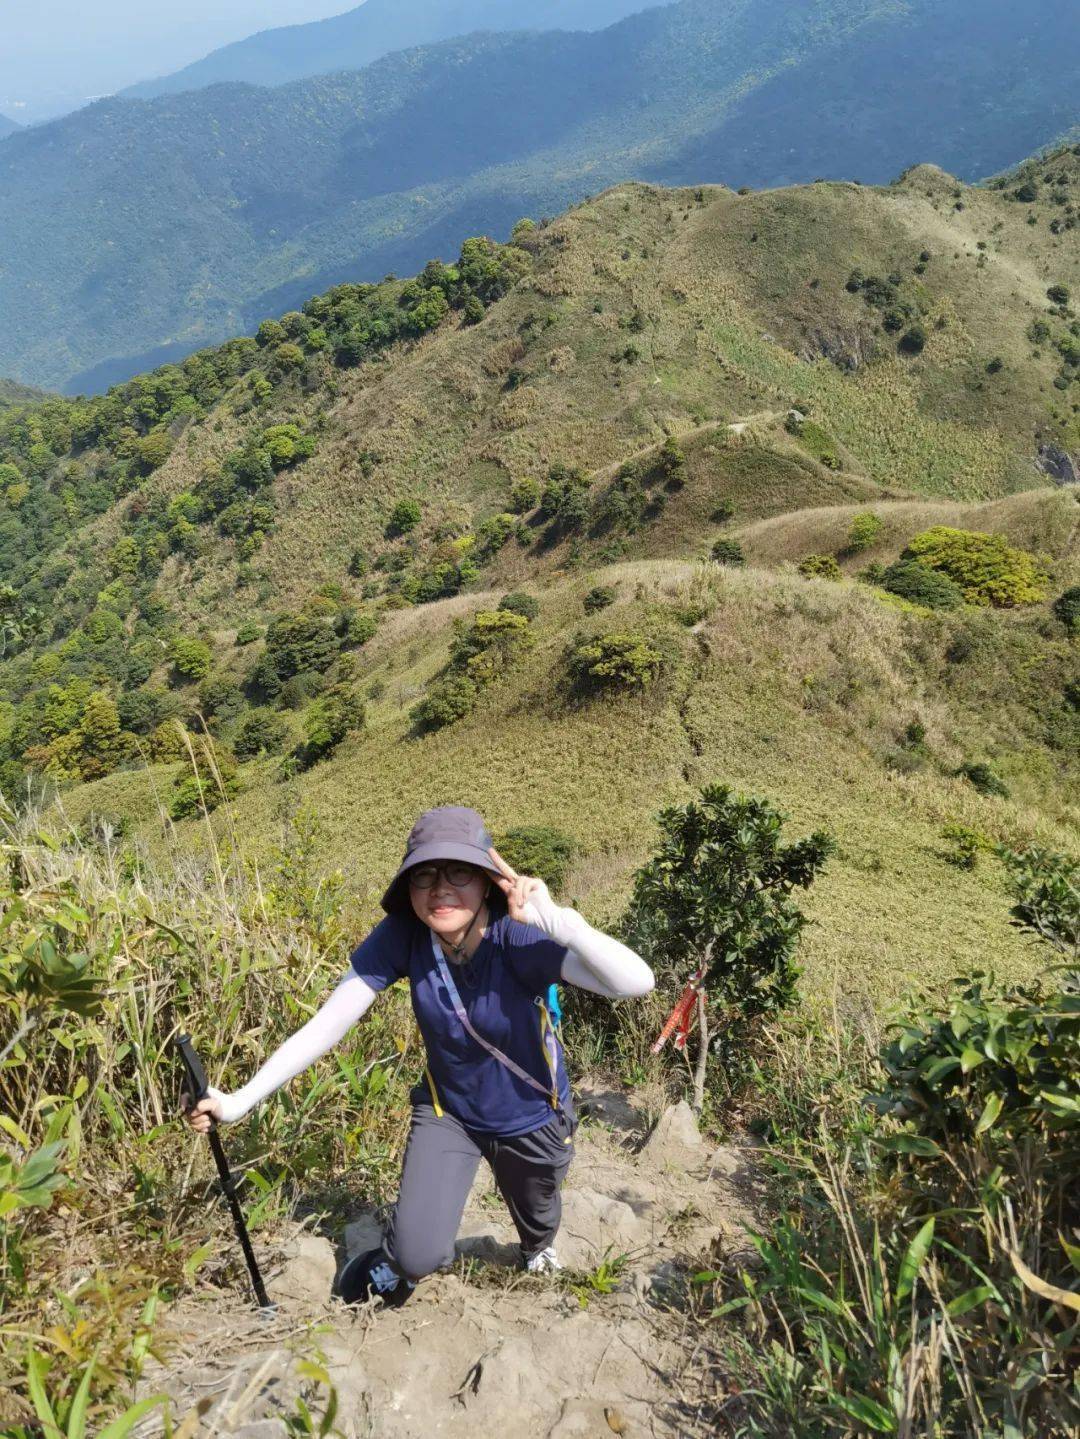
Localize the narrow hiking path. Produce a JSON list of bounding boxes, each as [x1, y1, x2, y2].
[[135, 1085, 762, 1438]]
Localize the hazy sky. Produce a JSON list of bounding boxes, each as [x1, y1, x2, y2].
[[1, 0, 358, 121]]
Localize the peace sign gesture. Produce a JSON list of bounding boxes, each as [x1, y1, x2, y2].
[[487, 846, 550, 925]]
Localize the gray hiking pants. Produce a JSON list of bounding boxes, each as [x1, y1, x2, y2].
[[383, 1100, 576, 1281]]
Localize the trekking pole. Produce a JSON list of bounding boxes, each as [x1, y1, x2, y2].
[[174, 1032, 275, 1312]]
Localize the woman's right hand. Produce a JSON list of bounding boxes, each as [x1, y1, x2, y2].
[[182, 1085, 227, 1133]]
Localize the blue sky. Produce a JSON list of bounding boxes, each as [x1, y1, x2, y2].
[[1, 0, 357, 121]]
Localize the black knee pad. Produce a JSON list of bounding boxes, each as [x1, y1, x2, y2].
[[336, 1247, 414, 1308]]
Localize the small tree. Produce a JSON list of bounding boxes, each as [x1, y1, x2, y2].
[[623, 786, 834, 1110], [496, 826, 577, 894], [846, 512, 885, 552], [386, 498, 421, 538]]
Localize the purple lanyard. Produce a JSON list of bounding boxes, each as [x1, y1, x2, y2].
[[430, 931, 561, 1110]]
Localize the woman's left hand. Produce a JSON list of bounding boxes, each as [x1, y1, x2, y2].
[[488, 846, 553, 926]]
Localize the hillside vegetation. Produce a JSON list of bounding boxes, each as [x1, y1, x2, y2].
[[1, 156, 1078, 1438], [0, 156, 1076, 1013], [2, 0, 1078, 390]]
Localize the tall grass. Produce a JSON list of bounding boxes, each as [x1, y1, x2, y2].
[[0, 803, 417, 1431]]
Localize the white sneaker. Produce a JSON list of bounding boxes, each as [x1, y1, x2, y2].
[[524, 1245, 561, 1274]]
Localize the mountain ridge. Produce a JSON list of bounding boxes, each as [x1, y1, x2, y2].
[[122, 0, 669, 100], [2, 0, 1077, 393]]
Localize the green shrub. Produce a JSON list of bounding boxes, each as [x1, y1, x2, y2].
[[904, 526, 1048, 607], [845, 511, 885, 552], [941, 822, 991, 870], [623, 785, 833, 1107], [509, 476, 542, 513], [235, 621, 262, 646], [495, 825, 577, 895], [999, 845, 1079, 965], [1047, 283, 1071, 307], [880, 558, 963, 609], [582, 585, 616, 614], [233, 707, 289, 760], [958, 760, 1010, 798], [568, 632, 662, 694], [655, 436, 687, 487], [295, 686, 363, 767], [540, 463, 590, 534], [1053, 585, 1080, 633], [386, 498, 421, 537], [498, 591, 540, 621], [411, 674, 478, 732], [797, 554, 841, 581], [711, 538, 745, 566], [168, 750, 239, 819], [710, 499, 735, 524], [168, 636, 212, 682], [899, 323, 927, 354]]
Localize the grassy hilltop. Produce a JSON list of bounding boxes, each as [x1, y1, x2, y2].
[[0, 151, 1078, 1008]]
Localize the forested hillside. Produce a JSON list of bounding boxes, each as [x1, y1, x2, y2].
[[2, 0, 1077, 392], [123, 0, 666, 99], [0, 113, 20, 138]]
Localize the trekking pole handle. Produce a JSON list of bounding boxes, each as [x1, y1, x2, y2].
[[175, 1032, 210, 1111]]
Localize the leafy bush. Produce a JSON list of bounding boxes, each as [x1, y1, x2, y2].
[[233, 707, 289, 760], [386, 498, 421, 538], [168, 636, 212, 681], [411, 674, 479, 732], [623, 785, 833, 1108], [495, 825, 577, 895], [498, 591, 540, 621], [568, 632, 662, 694], [294, 686, 363, 768], [711, 842, 1080, 1437], [711, 538, 745, 566], [235, 621, 262, 646], [899, 323, 927, 354], [904, 526, 1048, 607], [797, 554, 841, 581], [1047, 283, 1071, 307], [880, 558, 963, 609], [583, 585, 615, 614], [1053, 585, 1080, 633], [845, 511, 885, 552], [509, 476, 541, 513], [540, 463, 590, 534], [168, 755, 239, 819], [958, 760, 1010, 798], [941, 822, 991, 870]]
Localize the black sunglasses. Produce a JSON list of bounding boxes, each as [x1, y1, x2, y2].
[[408, 862, 482, 890]]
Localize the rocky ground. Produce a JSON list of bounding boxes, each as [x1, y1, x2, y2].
[[137, 1087, 762, 1438]]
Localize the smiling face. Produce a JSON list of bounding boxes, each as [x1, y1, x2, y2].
[[408, 861, 490, 937]]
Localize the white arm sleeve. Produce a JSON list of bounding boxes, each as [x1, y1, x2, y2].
[[522, 886, 654, 1000], [210, 968, 377, 1123]]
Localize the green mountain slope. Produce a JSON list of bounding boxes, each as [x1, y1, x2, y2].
[[123, 0, 667, 99], [1, 162, 1077, 1006], [1, 0, 1077, 393], [0, 376, 44, 411]]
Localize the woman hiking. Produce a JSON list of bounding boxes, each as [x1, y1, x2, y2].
[[184, 806, 654, 1307]]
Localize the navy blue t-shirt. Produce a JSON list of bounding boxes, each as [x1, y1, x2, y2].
[[349, 910, 570, 1137]]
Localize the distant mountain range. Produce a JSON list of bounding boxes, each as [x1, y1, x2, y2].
[[1, 0, 1076, 393], [123, 0, 668, 99], [0, 113, 21, 139]]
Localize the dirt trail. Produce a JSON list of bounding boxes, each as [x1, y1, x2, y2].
[[139, 1085, 760, 1438]]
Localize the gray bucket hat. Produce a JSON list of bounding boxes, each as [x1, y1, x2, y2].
[[381, 806, 503, 912]]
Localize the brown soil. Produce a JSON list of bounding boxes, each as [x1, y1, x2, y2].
[[136, 1086, 761, 1438]]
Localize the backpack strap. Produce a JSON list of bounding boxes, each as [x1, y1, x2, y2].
[[430, 931, 561, 1110]]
